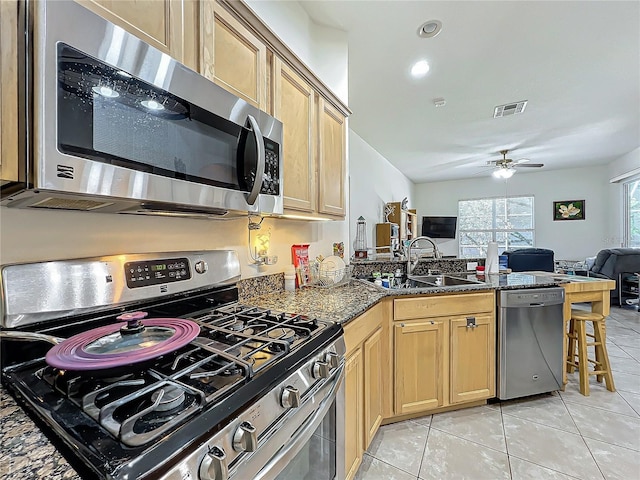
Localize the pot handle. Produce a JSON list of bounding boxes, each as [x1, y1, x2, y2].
[[0, 331, 65, 345]]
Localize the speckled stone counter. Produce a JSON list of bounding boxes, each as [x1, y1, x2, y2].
[[243, 280, 388, 324], [0, 386, 80, 480]]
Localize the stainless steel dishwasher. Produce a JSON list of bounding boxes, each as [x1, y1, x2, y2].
[[497, 287, 565, 400]]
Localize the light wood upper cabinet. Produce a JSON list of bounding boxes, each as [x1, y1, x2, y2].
[[201, 1, 267, 110], [317, 96, 347, 217], [450, 314, 495, 404], [394, 319, 446, 415], [0, 0, 19, 184], [273, 58, 316, 212], [344, 347, 363, 480], [77, 0, 198, 70]]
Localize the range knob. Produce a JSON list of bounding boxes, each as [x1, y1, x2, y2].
[[281, 385, 301, 408], [325, 352, 340, 369], [199, 446, 228, 480], [312, 361, 330, 379], [233, 421, 257, 452], [195, 260, 208, 274]]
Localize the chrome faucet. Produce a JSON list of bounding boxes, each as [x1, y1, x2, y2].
[[406, 236, 441, 276]]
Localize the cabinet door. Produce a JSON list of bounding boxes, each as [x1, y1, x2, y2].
[[450, 314, 495, 404], [201, 1, 267, 110], [363, 326, 383, 449], [317, 96, 346, 217], [344, 348, 363, 480], [78, 0, 197, 70], [0, 0, 19, 183], [273, 58, 316, 212], [394, 320, 445, 415]]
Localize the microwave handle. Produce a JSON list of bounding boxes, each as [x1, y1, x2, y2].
[[245, 115, 266, 206]]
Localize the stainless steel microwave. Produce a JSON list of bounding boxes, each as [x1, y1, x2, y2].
[[2, 1, 283, 218]]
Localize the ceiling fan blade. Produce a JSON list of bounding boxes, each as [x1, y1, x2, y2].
[[515, 163, 544, 168]]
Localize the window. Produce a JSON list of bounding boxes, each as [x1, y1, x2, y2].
[[458, 196, 534, 258], [624, 179, 640, 247]]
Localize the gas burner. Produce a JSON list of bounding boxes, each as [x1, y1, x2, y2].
[[242, 327, 255, 336], [267, 327, 296, 343], [227, 320, 246, 331], [151, 384, 186, 412]]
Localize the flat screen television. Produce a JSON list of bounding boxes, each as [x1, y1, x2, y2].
[[421, 216, 457, 239]]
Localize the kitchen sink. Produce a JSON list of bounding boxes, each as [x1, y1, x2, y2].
[[361, 274, 484, 289], [407, 275, 484, 287]]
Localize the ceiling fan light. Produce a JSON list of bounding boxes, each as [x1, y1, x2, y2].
[[493, 168, 515, 179]]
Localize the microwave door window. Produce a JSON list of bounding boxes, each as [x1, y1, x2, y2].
[[57, 44, 246, 192]]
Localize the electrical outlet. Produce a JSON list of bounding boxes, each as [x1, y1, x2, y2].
[[264, 255, 278, 265], [466, 262, 478, 271]]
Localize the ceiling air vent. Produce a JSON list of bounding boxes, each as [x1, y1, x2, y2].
[[493, 100, 528, 118]]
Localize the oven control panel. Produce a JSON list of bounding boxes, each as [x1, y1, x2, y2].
[[125, 258, 191, 288]]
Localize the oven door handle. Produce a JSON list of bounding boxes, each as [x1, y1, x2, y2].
[[244, 114, 265, 206], [252, 364, 344, 480]]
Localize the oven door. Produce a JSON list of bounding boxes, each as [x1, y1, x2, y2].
[[233, 364, 345, 480]]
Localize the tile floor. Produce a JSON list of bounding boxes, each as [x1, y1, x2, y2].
[[355, 305, 640, 480]]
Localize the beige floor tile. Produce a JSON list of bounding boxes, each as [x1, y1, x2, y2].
[[355, 454, 417, 480], [618, 390, 640, 415], [607, 332, 640, 349], [610, 371, 640, 394], [560, 386, 639, 417], [430, 405, 506, 452], [419, 428, 510, 480], [585, 437, 640, 480], [565, 402, 640, 452], [509, 456, 585, 480], [503, 415, 603, 479], [410, 414, 432, 427], [608, 355, 640, 376], [601, 343, 633, 359], [366, 419, 428, 476], [501, 394, 578, 433], [619, 345, 640, 362]]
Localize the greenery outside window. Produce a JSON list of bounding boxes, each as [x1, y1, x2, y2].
[[624, 179, 639, 247], [458, 196, 535, 258]]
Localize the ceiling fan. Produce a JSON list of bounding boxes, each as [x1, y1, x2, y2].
[[487, 150, 544, 178]]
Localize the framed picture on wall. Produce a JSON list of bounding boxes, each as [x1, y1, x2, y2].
[[553, 199, 585, 221]]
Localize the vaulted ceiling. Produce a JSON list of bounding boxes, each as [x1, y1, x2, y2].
[[301, 1, 640, 182]]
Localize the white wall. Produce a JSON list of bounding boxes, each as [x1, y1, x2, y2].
[[349, 131, 415, 252], [245, 0, 348, 103], [0, 1, 350, 276], [415, 165, 610, 260]]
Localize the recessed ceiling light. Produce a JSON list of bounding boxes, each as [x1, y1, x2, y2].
[[411, 60, 430, 78], [418, 20, 442, 38]]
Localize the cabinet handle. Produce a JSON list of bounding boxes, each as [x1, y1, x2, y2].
[[466, 317, 476, 328]]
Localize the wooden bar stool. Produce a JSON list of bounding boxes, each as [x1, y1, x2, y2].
[[566, 309, 615, 396]]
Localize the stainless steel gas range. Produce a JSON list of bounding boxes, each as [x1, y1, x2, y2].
[[0, 251, 345, 480]]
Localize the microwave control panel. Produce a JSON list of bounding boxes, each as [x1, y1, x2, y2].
[[260, 140, 280, 196], [125, 258, 192, 288]]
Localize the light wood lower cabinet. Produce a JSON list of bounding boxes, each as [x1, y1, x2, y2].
[[344, 347, 363, 480], [393, 292, 496, 417], [450, 314, 495, 404], [343, 301, 390, 480], [394, 319, 446, 415]]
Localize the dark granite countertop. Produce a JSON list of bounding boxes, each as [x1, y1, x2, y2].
[[0, 270, 565, 479]]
